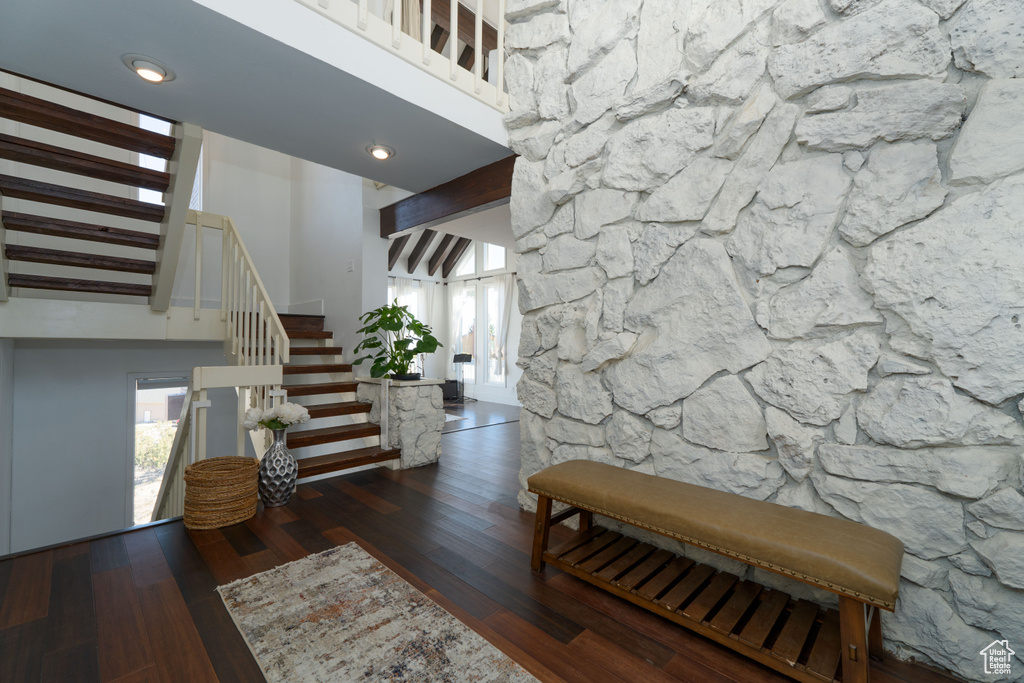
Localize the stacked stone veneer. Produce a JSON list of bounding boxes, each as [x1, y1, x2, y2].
[[506, 0, 1024, 679], [357, 383, 445, 468]]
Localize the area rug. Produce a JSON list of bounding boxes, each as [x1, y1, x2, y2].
[[217, 542, 537, 682], [444, 413, 468, 422]]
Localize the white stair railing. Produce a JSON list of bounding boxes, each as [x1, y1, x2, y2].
[[296, 0, 508, 112], [152, 209, 293, 521], [183, 210, 290, 367], [152, 364, 284, 522]]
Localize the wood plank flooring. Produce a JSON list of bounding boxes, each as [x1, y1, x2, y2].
[[0, 419, 962, 683]]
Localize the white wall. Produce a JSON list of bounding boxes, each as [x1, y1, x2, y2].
[[204, 131, 293, 310], [10, 341, 244, 553], [288, 158, 367, 359], [0, 340, 14, 556]]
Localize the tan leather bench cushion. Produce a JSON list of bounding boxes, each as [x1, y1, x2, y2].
[[528, 460, 904, 610]]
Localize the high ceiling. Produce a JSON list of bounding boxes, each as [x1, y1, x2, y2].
[[0, 0, 511, 193]]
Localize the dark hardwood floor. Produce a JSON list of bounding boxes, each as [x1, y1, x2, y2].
[[0, 421, 961, 682], [443, 398, 521, 433]]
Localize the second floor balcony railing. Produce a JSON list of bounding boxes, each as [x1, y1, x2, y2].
[[295, 0, 508, 113]]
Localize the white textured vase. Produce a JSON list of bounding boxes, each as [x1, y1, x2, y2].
[[258, 429, 297, 507]]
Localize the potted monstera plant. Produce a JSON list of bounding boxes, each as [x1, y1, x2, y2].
[[352, 299, 442, 380]]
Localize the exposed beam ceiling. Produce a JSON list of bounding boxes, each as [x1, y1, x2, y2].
[[407, 229, 437, 274], [388, 234, 411, 270], [380, 154, 515, 236], [428, 234, 456, 276], [441, 237, 472, 278]]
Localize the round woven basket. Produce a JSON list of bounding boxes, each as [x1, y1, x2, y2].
[[183, 456, 259, 530]]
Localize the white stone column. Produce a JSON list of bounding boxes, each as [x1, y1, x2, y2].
[[356, 378, 445, 469]]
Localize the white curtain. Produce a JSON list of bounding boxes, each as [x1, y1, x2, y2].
[[448, 281, 465, 360], [495, 274, 514, 376], [384, 0, 422, 39], [422, 280, 436, 329], [393, 277, 418, 316]]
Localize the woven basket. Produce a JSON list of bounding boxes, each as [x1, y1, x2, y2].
[[183, 456, 259, 530]]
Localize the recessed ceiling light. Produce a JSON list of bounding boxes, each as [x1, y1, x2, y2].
[[367, 144, 395, 160], [122, 54, 176, 83]]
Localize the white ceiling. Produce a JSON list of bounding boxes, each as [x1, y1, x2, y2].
[[0, 0, 511, 193]]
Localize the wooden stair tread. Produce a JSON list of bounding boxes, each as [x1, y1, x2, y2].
[[283, 381, 358, 397], [288, 423, 381, 449], [277, 313, 325, 332], [306, 401, 372, 419], [286, 346, 343, 356], [0, 175, 165, 222], [8, 274, 151, 297], [286, 330, 333, 339], [0, 86, 176, 158], [0, 133, 170, 191], [282, 363, 352, 375], [296, 446, 400, 478], [6, 244, 155, 274], [2, 212, 160, 249]]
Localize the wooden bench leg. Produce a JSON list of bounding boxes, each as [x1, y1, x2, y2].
[[868, 606, 883, 660], [839, 596, 871, 683], [531, 495, 552, 571], [578, 509, 592, 532]]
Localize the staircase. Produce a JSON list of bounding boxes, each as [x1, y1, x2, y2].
[[277, 313, 400, 478], [0, 79, 200, 308]]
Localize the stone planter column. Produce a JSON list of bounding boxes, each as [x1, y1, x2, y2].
[[356, 378, 445, 469]]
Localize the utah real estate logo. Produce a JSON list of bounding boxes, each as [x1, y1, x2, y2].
[[980, 640, 1014, 676]]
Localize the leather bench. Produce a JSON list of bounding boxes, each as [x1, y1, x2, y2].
[[528, 460, 904, 683]]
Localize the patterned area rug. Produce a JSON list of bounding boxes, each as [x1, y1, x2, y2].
[[217, 543, 537, 682]]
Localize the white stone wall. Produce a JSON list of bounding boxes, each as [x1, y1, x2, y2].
[[357, 383, 445, 468], [507, 0, 1024, 679]]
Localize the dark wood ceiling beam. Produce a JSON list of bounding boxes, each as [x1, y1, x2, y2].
[[427, 234, 455, 277], [426, 0, 498, 55], [458, 46, 475, 71], [407, 229, 437, 274], [380, 154, 515, 237], [441, 237, 472, 279], [388, 234, 410, 271]]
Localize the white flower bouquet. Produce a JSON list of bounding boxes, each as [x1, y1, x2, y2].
[[242, 402, 310, 431]]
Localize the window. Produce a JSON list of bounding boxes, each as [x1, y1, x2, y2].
[[484, 284, 504, 384], [484, 243, 506, 272], [456, 287, 476, 383], [454, 247, 475, 277], [137, 114, 172, 205], [133, 377, 188, 526], [387, 278, 422, 321]]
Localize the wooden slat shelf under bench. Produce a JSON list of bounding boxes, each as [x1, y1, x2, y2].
[[544, 526, 844, 683]]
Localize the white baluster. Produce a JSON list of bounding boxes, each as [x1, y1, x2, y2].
[[358, 0, 369, 30], [422, 0, 432, 65], [220, 226, 229, 321], [474, 0, 483, 94], [496, 0, 506, 107], [251, 296, 260, 366], [393, 0, 402, 48], [450, 0, 458, 81]]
